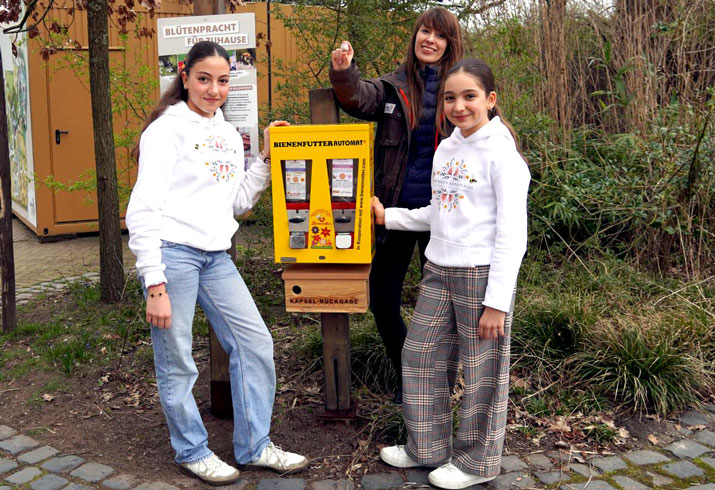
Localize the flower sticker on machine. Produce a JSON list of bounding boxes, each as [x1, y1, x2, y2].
[[309, 209, 333, 249]]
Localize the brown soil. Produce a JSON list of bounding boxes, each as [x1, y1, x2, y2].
[[0, 291, 693, 489]]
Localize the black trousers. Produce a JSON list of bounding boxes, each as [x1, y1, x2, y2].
[[369, 229, 430, 386]]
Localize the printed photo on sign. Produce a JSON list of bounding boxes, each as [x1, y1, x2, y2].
[[159, 54, 179, 76], [229, 49, 256, 73]]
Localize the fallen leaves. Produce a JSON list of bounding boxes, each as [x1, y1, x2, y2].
[[123, 391, 141, 408]]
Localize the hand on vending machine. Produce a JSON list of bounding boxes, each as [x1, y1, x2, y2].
[[371, 196, 385, 226], [260, 120, 290, 161], [331, 40, 354, 72]]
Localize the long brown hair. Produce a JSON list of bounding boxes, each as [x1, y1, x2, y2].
[[131, 41, 230, 161], [436, 58, 524, 156], [404, 7, 463, 129]]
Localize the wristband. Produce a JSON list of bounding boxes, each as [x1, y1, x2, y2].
[[148, 282, 167, 298]]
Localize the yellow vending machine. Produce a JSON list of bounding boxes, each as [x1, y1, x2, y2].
[[270, 123, 375, 265], [271, 122, 374, 417], [270, 123, 375, 315]]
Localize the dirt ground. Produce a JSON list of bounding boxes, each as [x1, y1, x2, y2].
[[0, 290, 697, 489]]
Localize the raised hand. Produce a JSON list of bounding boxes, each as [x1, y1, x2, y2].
[[331, 40, 354, 72]]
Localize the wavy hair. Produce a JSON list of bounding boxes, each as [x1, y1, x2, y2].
[[403, 7, 463, 129]]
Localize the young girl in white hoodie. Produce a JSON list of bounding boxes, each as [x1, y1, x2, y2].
[[373, 58, 530, 490], [126, 41, 306, 486]]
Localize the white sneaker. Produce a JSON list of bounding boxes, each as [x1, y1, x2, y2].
[[428, 462, 495, 490], [380, 445, 421, 468], [179, 454, 240, 486], [247, 442, 308, 473]]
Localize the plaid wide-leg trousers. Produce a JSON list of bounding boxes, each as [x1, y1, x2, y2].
[[402, 262, 513, 477]]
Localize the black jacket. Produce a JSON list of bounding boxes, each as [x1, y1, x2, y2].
[[330, 62, 423, 208]]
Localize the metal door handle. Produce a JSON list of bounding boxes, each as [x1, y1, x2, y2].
[[55, 129, 69, 145]]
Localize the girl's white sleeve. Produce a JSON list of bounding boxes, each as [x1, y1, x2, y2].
[[232, 159, 271, 216], [483, 145, 530, 312], [125, 125, 178, 287], [384, 205, 432, 231]]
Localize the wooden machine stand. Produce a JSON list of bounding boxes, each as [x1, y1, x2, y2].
[[282, 263, 370, 418]]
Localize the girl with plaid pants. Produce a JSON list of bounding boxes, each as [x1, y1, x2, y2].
[[372, 58, 530, 489]]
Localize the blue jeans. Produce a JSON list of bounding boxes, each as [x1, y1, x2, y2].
[[146, 241, 275, 464]]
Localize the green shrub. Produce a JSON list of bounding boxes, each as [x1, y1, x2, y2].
[[512, 299, 592, 377], [570, 326, 708, 415]]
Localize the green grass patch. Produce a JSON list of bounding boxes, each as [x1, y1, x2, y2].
[[571, 325, 707, 415], [693, 458, 715, 484], [583, 423, 617, 443], [0, 277, 148, 377], [514, 255, 712, 416]]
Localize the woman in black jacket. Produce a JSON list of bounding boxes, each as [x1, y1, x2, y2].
[[330, 7, 463, 403]]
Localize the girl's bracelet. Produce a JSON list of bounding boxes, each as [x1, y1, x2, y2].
[[148, 282, 167, 298]]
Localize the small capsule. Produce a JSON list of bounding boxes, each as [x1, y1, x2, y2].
[[340, 42, 349, 52]]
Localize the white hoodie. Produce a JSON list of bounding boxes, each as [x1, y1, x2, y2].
[[126, 101, 271, 287], [384, 116, 530, 312]]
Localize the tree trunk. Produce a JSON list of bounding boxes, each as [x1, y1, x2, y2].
[[194, 0, 226, 15], [539, 0, 570, 142], [87, 0, 124, 302], [0, 55, 17, 332]]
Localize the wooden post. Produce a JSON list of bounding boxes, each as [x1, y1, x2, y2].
[[209, 331, 233, 418], [0, 54, 17, 332], [309, 88, 341, 124], [321, 313, 352, 411], [193, 0, 216, 15], [210, 234, 238, 419], [307, 88, 357, 418]]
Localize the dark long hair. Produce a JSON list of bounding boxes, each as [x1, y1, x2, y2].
[[131, 41, 230, 161], [404, 7, 463, 129], [436, 58, 523, 156]]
